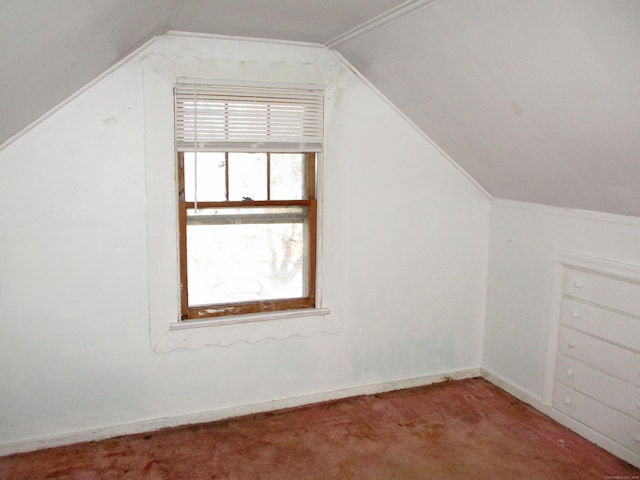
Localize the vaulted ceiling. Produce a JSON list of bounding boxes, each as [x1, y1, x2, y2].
[[336, 0, 640, 216], [2, 0, 639, 216]]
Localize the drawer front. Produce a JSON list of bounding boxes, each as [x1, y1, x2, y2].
[[564, 269, 640, 317], [561, 298, 640, 352], [554, 383, 640, 454], [555, 355, 640, 421], [558, 327, 640, 387]]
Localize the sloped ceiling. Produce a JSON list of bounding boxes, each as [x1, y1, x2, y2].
[[2, 0, 639, 216], [336, 0, 640, 216]]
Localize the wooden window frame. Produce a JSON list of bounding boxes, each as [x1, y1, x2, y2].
[[178, 152, 317, 320]]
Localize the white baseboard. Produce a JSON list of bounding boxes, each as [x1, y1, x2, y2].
[[480, 368, 550, 415], [481, 368, 640, 469], [0, 367, 481, 456]]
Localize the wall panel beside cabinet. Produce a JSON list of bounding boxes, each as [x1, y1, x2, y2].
[[546, 252, 640, 468]]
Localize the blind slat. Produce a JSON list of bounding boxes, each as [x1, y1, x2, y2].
[[175, 83, 324, 153]]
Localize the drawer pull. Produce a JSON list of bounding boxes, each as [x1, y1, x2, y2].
[[564, 397, 572, 406], [574, 281, 583, 288], [565, 369, 574, 377], [571, 310, 579, 318], [568, 340, 577, 348]]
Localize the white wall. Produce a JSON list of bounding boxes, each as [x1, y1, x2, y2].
[[483, 199, 640, 400], [0, 34, 490, 451]]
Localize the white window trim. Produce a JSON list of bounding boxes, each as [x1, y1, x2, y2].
[[141, 52, 336, 352]]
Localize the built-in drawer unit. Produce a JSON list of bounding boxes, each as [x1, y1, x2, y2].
[[557, 326, 640, 387], [553, 383, 640, 455], [555, 355, 640, 421], [549, 253, 640, 466]]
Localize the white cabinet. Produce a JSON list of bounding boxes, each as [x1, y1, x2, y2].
[[548, 252, 640, 467]]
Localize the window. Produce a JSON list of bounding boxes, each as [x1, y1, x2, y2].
[[174, 83, 323, 320]]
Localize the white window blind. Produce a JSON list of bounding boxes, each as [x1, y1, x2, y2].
[[175, 83, 324, 153]]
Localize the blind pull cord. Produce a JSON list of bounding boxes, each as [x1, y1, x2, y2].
[[193, 87, 198, 212]]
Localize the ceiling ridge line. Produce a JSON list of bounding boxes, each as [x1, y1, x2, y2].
[[324, 0, 443, 49], [331, 50, 491, 200], [165, 30, 325, 49]]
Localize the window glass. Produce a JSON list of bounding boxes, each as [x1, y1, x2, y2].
[[183, 152, 226, 202], [270, 154, 305, 200], [186, 207, 308, 306], [228, 153, 267, 201]]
